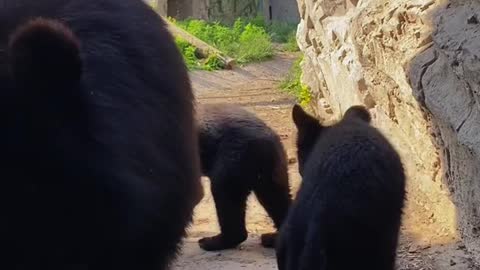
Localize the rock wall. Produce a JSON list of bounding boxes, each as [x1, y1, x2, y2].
[[193, 0, 209, 20], [266, 0, 301, 23], [409, 0, 480, 260], [166, 0, 193, 19], [152, 0, 208, 20], [296, 0, 480, 256], [207, 0, 260, 24]]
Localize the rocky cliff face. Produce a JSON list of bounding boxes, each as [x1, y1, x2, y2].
[[207, 0, 260, 24], [410, 0, 480, 260], [297, 0, 480, 260]]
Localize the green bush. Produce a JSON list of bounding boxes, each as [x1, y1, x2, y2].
[[249, 16, 298, 48], [236, 24, 273, 63], [249, 15, 267, 29], [268, 21, 297, 43], [175, 37, 198, 70], [284, 31, 300, 52], [171, 16, 299, 69], [174, 18, 274, 64], [202, 54, 224, 71], [281, 56, 312, 107]]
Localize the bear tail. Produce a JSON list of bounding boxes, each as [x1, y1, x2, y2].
[[8, 17, 82, 91]]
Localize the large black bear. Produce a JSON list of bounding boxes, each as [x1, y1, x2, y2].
[[197, 104, 292, 251], [0, 0, 202, 269], [276, 105, 406, 270]]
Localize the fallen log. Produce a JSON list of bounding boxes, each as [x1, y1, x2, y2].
[[162, 16, 236, 69]]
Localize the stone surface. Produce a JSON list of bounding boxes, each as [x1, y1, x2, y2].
[[296, 0, 480, 260], [409, 0, 480, 263], [263, 0, 300, 23], [207, 0, 260, 24], [150, 0, 207, 20]]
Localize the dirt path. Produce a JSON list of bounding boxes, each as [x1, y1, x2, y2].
[[173, 53, 477, 270]]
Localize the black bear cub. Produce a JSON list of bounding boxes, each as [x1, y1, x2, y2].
[[276, 105, 406, 270], [1, 0, 201, 269], [197, 104, 292, 251]]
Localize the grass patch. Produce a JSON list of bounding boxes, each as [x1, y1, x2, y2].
[[284, 31, 299, 52], [173, 18, 274, 64], [249, 16, 299, 52], [170, 16, 299, 70], [281, 56, 312, 107]]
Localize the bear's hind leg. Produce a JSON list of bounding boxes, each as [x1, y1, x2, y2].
[[199, 174, 250, 251], [254, 166, 291, 248]]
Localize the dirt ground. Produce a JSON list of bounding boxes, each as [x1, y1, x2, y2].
[[172, 53, 478, 270]]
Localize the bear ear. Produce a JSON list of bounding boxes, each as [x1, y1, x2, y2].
[[343, 105, 371, 123], [292, 104, 320, 131], [8, 17, 82, 90]]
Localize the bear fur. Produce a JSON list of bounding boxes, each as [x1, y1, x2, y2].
[[0, 0, 202, 269], [276, 104, 406, 270], [196, 104, 292, 251]]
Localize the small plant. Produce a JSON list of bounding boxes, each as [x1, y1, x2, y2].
[[281, 56, 312, 107], [284, 31, 299, 52], [297, 84, 312, 107], [175, 37, 198, 69], [175, 37, 223, 71], [202, 54, 224, 71], [166, 16, 177, 24], [236, 23, 273, 63]]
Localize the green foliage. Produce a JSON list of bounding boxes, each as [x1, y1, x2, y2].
[[233, 18, 246, 38], [175, 37, 198, 70], [236, 24, 273, 63], [248, 15, 299, 50], [174, 37, 223, 71], [284, 31, 300, 52], [268, 21, 297, 44], [297, 84, 313, 107], [171, 16, 299, 69], [202, 54, 224, 71], [248, 15, 267, 29], [281, 56, 312, 107], [174, 18, 274, 64]]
